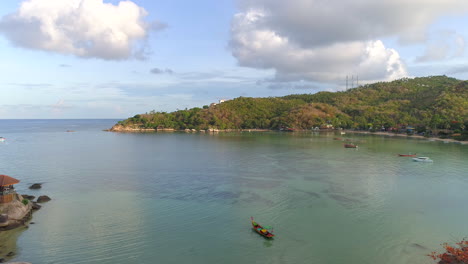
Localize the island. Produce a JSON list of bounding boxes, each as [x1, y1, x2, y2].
[[109, 76, 468, 141]]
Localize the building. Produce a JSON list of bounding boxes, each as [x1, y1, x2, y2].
[[0, 175, 20, 204]]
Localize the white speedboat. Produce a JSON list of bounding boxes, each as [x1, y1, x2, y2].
[[412, 157, 433, 162]]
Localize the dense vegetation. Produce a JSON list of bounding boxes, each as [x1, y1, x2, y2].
[[115, 76, 468, 139]]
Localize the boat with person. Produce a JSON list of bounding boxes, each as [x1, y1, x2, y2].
[[412, 157, 433, 162], [251, 217, 275, 238], [398, 153, 417, 157]]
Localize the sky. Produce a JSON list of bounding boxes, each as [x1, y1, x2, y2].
[[1, 0, 468, 119]]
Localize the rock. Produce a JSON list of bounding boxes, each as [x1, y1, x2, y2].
[[31, 202, 42, 210], [6, 252, 14, 257], [36, 196, 51, 203], [0, 214, 8, 224], [29, 183, 42, 189], [0, 258, 4, 263], [21, 195, 35, 200]]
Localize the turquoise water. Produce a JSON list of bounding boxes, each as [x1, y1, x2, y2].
[[1, 120, 467, 264]]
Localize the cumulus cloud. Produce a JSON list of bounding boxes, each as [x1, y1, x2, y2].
[[230, 0, 468, 85], [0, 0, 163, 60]]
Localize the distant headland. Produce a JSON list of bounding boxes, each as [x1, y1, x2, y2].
[[108, 76, 468, 142]]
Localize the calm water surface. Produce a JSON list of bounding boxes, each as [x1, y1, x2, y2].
[[0, 120, 467, 264]]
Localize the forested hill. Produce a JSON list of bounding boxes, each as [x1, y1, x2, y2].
[[112, 76, 468, 134]]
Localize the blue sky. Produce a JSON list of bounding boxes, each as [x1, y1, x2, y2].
[[0, 0, 468, 119]]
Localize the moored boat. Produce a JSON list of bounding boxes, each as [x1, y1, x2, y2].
[[251, 217, 275, 238], [344, 143, 358, 148], [412, 157, 433, 162]]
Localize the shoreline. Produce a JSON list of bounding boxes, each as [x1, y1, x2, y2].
[[343, 130, 468, 145], [106, 125, 468, 145]]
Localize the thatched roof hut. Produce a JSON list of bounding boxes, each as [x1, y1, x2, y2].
[[0, 175, 20, 187]]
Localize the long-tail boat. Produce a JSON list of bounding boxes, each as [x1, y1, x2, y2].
[[251, 217, 275, 238], [344, 143, 358, 148]]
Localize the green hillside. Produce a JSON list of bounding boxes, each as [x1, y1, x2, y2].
[[112, 76, 468, 139]]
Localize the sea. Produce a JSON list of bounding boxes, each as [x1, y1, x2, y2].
[[0, 119, 467, 264]]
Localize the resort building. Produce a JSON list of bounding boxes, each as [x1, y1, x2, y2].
[[0, 175, 20, 204]]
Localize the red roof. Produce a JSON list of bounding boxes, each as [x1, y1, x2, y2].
[[0, 175, 20, 186]]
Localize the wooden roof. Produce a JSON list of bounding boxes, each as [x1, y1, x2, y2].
[[0, 175, 20, 186]]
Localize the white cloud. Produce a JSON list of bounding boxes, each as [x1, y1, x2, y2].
[[0, 0, 162, 60], [230, 0, 468, 85], [236, 0, 468, 46], [230, 9, 407, 84]]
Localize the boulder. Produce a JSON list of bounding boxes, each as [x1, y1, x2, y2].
[[29, 183, 42, 190], [36, 196, 51, 203]]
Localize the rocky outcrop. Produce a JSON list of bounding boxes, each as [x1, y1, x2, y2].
[[108, 124, 179, 132], [0, 194, 32, 230], [108, 124, 156, 132]]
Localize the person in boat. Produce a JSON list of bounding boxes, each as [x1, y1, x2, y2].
[[252, 221, 258, 227]]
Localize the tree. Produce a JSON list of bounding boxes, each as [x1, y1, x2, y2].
[[429, 240, 468, 263]]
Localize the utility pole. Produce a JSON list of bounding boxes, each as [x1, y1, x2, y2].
[[346, 75, 348, 90]]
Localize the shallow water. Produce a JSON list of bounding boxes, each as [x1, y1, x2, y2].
[[1, 120, 467, 264]]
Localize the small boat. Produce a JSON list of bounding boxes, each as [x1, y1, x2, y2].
[[344, 143, 358, 148], [340, 132, 346, 135], [412, 157, 433, 162], [398, 153, 416, 157], [251, 217, 275, 238], [0, 137, 5, 142], [280, 127, 295, 132]]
